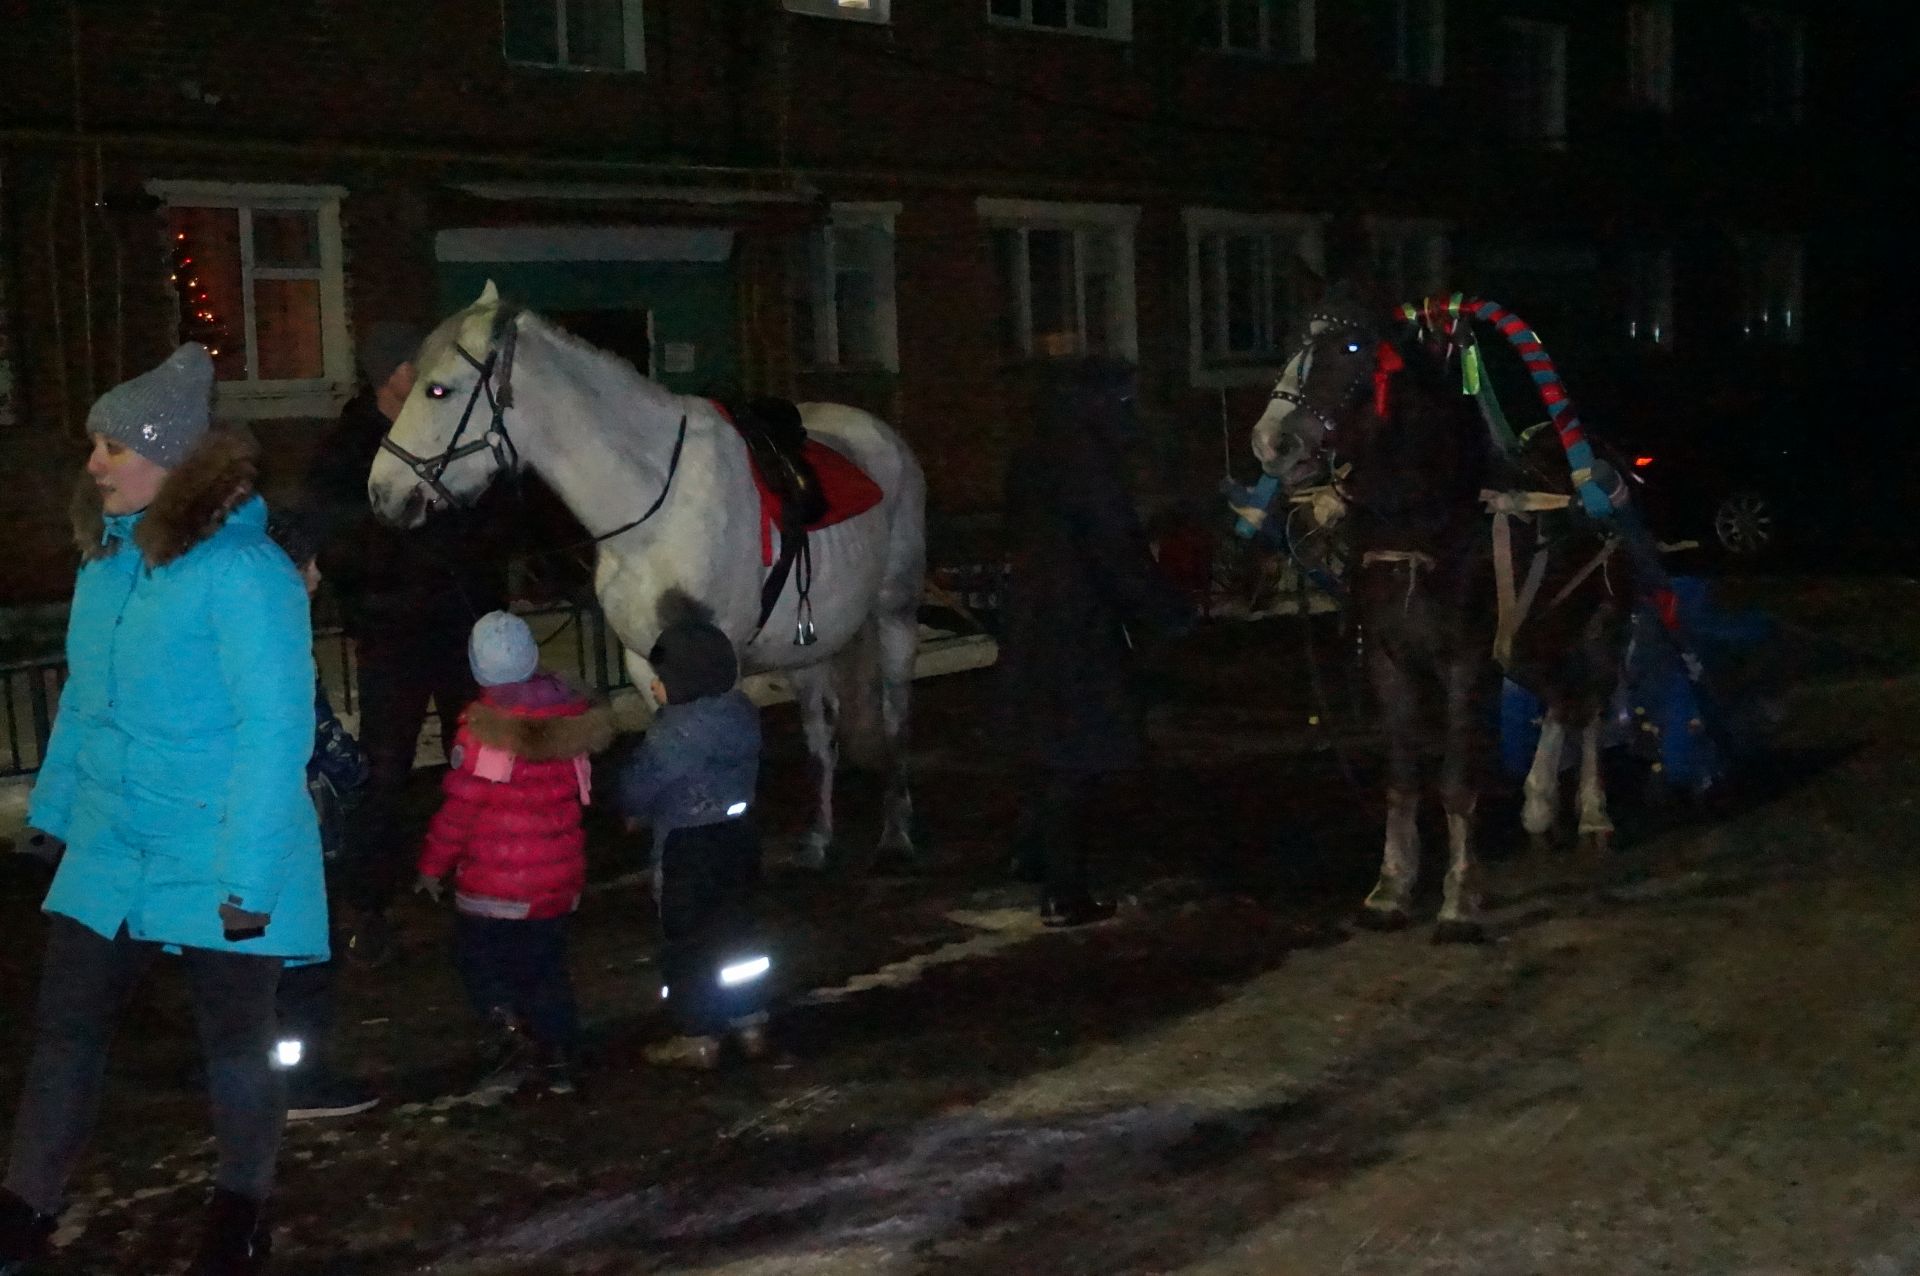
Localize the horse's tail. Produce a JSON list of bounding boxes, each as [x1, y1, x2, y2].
[[832, 616, 890, 773]]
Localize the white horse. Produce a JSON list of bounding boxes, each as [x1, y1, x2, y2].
[[367, 284, 927, 867]]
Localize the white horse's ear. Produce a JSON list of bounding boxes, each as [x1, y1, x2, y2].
[[477, 280, 500, 307]]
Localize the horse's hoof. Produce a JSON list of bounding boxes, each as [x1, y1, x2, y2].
[[1431, 918, 1489, 945], [1526, 829, 1558, 855], [1579, 829, 1614, 858], [1354, 905, 1412, 932], [792, 841, 832, 871]]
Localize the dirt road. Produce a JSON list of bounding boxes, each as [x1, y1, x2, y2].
[[4, 578, 1916, 1275]]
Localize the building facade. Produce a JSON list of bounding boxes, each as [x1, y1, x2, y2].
[[0, 0, 1872, 604]]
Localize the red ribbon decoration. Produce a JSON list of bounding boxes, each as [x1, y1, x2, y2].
[[1371, 341, 1406, 418]]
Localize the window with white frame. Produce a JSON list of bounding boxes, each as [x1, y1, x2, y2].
[[1365, 217, 1449, 305], [149, 181, 351, 419], [981, 199, 1137, 360], [1501, 19, 1568, 147], [1742, 7, 1804, 123], [1387, 0, 1444, 85], [1736, 233, 1803, 343], [1194, 0, 1314, 61], [790, 204, 900, 372], [988, 0, 1132, 40], [1622, 246, 1674, 346], [504, 0, 645, 71], [1626, 2, 1673, 111], [1184, 209, 1322, 387], [783, 0, 888, 22]]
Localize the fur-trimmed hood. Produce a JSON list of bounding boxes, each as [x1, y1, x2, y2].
[[465, 695, 615, 762], [71, 426, 259, 567]]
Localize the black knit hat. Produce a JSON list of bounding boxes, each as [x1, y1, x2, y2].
[[266, 509, 322, 569], [648, 620, 739, 704]]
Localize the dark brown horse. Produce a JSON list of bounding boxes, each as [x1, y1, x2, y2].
[[1252, 302, 1627, 941]]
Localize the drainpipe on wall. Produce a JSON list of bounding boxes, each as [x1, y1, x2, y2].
[[94, 144, 123, 388], [69, 0, 95, 408], [0, 157, 13, 429], [43, 168, 70, 437]]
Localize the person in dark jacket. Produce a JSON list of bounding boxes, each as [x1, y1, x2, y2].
[[416, 612, 613, 1099], [303, 322, 513, 966], [997, 357, 1194, 928], [618, 620, 767, 1070]]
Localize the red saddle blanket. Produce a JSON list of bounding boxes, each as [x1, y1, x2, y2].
[[746, 439, 885, 566]]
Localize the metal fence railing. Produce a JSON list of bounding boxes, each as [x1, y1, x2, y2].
[[2, 600, 629, 781], [2, 655, 67, 779]]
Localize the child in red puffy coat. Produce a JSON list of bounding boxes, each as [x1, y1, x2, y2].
[[416, 611, 612, 1098]]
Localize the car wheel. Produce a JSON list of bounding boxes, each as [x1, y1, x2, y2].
[[1712, 488, 1775, 558]]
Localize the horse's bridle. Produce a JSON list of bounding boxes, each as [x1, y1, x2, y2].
[[1270, 313, 1378, 438], [377, 305, 690, 545], [378, 304, 523, 510]]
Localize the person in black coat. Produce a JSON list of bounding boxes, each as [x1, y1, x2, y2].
[[303, 322, 514, 965], [997, 357, 1194, 927]]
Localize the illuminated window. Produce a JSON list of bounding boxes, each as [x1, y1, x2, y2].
[[149, 181, 351, 420]]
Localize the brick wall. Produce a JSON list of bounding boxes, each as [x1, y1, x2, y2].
[[0, 0, 1860, 607]]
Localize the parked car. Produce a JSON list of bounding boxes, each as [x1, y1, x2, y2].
[[1574, 358, 1910, 570]]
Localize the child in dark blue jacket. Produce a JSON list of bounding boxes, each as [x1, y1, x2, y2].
[[619, 619, 766, 1068], [266, 512, 377, 1121]]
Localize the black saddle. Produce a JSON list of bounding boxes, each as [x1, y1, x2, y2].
[[724, 396, 825, 643], [731, 396, 828, 531]]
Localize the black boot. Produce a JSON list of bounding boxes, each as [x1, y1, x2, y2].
[[0, 1188, 57, 1276], [187, 1187, 270, 1276], [467, 1008, 534, 1101]]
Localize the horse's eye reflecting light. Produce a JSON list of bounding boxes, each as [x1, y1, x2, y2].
[[1346, 343, 1362, 354], [427, 383, 451, 400]]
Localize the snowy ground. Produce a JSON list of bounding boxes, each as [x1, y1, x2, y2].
[[2, 575, 1918, 1275]]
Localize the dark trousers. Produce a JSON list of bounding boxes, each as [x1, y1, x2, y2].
[[658, 821, 765, 1037], [453, 914, 579, 1052], [4, 916, 285, 1216], [275, 960, 335, 1069], [1016, 771, 1098, 903], [341, 626, 477, 914]]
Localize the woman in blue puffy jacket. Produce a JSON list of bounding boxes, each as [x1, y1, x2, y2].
[[1, 344, 324, 1276]]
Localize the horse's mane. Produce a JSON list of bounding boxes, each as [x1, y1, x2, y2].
[[517, 312, 682, 415], [1346, 328, 1491, 552], [422, 302, 683, 421]]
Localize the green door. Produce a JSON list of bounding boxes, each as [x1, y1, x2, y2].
[[436, 256, 738, 396]]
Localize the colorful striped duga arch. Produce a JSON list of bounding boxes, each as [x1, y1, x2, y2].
[[1399, 292, 1614, 520]]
